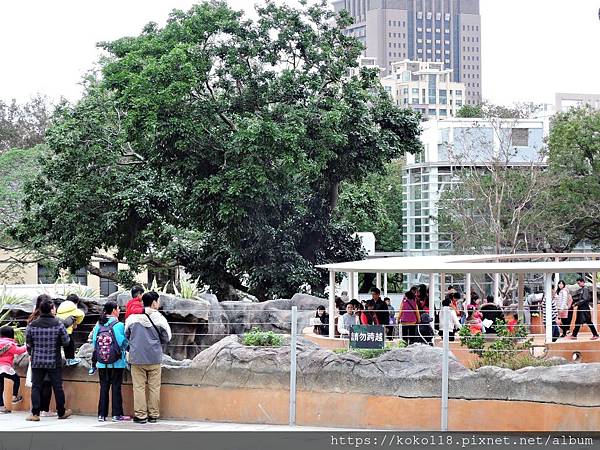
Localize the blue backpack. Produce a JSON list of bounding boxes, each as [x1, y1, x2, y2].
[[94, 321, 122, 365]]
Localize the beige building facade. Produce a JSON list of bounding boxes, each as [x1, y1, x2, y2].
[[381, 60, 465, 118], [0, 250, 149, 297]]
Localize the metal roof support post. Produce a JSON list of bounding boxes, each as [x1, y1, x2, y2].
[[440, 273, 446, 301], [554, 256, 560, 292], [383, 273, 388, 297], [518, 272, 525, 323], [376, 272, 382, 290], [593, 264, 598, 329], [544, 272, 553, 344], [329, 270, 336, 338], [465, 273, 471, 317], [429, 273, 435, 330], [493, 273, 500, 305], [347, 272, 353, 301]]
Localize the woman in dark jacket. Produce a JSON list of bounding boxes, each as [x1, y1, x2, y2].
[[313, 306, 329, 336]]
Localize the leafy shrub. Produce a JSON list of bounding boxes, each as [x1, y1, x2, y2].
[[459, 318, 540, 369], [242, 328, 284, 347], [173, 277, 203, 299], [470, 354, 559, 370]]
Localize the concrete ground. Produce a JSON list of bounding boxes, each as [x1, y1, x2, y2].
[[0, 411, 343, 431]]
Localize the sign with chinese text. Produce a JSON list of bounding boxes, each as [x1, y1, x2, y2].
[[349, 325, 385, 349]]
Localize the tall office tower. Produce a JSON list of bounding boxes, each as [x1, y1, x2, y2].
[[332, 0, 482, 105]]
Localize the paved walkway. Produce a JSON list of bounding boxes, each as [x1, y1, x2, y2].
[[0, 411, 342, 432]]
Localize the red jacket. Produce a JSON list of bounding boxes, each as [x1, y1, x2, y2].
[[0, 337, 27, 367], [125, 297, 144, 319]]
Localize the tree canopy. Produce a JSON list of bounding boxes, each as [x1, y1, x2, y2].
[[12, 0, 421, 300], [545, 106, 600, 249]]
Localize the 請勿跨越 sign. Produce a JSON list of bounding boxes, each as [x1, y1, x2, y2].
[[349, 325, 385, 349]]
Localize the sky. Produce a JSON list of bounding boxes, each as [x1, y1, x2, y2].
[[0, 0, 598, 106]]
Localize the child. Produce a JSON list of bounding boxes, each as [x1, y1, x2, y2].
[[0, 326, 26, 413], [56, 295, 85, 366], [125, 285, 145, 320], [505, 311, 519, 333], [465, 306, 483, 335]]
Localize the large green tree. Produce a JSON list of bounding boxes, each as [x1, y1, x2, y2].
[[545, 106, 600, 249], [13, 0, 421, 300], [336, 160, 404, 252]]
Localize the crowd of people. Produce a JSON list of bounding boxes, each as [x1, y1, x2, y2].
[[313, 277, 600, 344], [0, 286, 172, 424]]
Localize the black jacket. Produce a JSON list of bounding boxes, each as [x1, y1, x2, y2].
[[416, 323, 434, 345], [373, 298, 390, 326], [575, 286, 592, 310]]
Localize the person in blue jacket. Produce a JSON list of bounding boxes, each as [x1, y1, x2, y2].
[[91, 301, 131, 422]]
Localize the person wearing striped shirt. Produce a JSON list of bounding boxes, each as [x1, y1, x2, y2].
[[541, 295, 561, 342]]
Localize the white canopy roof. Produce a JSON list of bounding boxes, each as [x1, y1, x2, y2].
[[316, 253, 600, 274]]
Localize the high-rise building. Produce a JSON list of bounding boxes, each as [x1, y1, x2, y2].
[[381, 60, 465, 119], [332, 0, 482, 105]]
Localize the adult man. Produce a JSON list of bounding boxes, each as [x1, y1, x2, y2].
[[25, 297, 72, 421], [337, 303, 358, 337], [125, 285, 145, 319], [371, 288, 390, 333], [570, 277, 599, 340], [125, 292, 172, 423]]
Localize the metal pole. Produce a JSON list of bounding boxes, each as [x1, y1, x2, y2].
[[440, 272, 446, 300], [347, 272, 353, 301], [493, 273, 500, 305], [593, 262, 598, 329], [289, 306, 298, 426], [544, 273, 553, 344], [429, 274, 435, 330], [328, 271, 336, 338], [376, 272, 382, 290], [465, 273, 471, 316], [383, 273, 388, 297], [554, 256, 560, 292], [518, 272, 525, 323], [441, 305, 450, 432]]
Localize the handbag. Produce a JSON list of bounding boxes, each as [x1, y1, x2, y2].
[[25, 363, 32, 388]]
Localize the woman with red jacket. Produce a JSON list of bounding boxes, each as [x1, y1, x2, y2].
[[0, 325, 27, 413]]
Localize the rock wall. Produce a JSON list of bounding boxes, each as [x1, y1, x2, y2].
[[3, 292, 328, 360]]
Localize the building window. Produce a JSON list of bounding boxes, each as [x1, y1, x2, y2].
[[417, 11, 423, 19], [37, 264, 56, 284], [445, 13, 450, 21], [74, 267, 88, 285], [99, 262, 118, 297], [512, 129, 529, 147], [426, 12, 432, 19], [436, 13, 441, 20]]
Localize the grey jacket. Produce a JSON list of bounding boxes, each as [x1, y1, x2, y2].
[[125, 308, 172, 365]]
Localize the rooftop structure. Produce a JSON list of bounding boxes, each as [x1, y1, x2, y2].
[[381, 60, 465, 118], [332, 0, 482, 105], [555, 92, 600, 112]]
